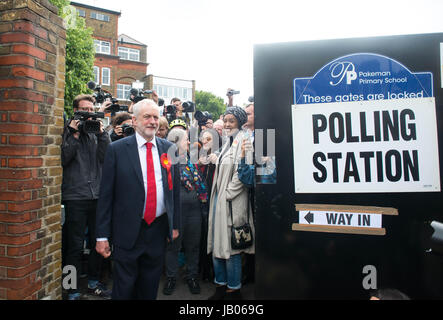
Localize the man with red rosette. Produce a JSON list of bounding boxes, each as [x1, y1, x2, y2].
[[95, 99, 181, 300]]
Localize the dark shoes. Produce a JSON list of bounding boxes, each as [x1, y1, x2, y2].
[[187, 278, 201, 294], [163, 277, 176, 295], [208, 285, 226, 300], [208, 286, 242, 300], [87, 282, 112, 299], [224, 289, 243, 300]]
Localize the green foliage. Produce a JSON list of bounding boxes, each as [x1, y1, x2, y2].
[[64, 18, 94, 116], [48, 0, 69, 15], [195, 90, 226, 121], [49, 0, 94, 117]]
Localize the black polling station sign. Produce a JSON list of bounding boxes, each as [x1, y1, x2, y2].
[[254, 33, 443, 299]]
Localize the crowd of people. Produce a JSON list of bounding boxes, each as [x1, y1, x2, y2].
[[61, 89, 256, 300]]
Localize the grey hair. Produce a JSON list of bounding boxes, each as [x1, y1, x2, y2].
[[132, 99, 160, 117], [166, 127, 187, 146]]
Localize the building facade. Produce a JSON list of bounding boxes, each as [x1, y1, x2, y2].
[[144, 74, 195, 106], [70, 2, 195, 114], [70, 2, 148, 105]]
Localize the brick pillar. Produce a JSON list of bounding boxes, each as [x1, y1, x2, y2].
[[0, 0, 66, 300]]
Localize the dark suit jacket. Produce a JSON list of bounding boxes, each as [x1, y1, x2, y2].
[[96, 134, 181, 250]]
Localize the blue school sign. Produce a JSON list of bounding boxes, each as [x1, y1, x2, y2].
[[293, 53, 433, 105], [291, 52, 440, 194]]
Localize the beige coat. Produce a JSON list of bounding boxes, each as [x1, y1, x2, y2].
[[207, 130, 255, 259]]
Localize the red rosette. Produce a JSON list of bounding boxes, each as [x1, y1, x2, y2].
[[160, 153, 173, 190]]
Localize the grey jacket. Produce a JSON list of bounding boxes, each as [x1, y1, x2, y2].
[[207, 130, 255, 259], [61, 126, 110, 201]]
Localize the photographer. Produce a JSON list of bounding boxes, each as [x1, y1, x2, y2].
[[195, 110, 213, 132], [171, 97, 185, 120], [61, 94, 111, 300], [110, 112, 134, 142]]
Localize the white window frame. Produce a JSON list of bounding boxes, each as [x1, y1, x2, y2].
[[93, 66, 99, 84], [101, 67, 110, 86], [77, 9, 85, 17], [94, 39, 110, 55], [118, 47, 140, 62], [90, 12, 110, 22], [117, 84, 131, 100]]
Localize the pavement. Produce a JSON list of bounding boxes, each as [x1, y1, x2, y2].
[[63, 262, 255, 301], [157, 267, 255, 300]]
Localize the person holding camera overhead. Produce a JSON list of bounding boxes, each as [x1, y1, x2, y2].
[[110, 112, 134, 142], [61, 94, 112, 300]]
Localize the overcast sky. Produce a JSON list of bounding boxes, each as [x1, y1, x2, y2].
[[73, 0, 443, 105]]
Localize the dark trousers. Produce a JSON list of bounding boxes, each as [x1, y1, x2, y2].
[[199, 211, 213, 280], [112, 214, 168, 300], [62, 200, 103, 294], [165, 208, 201, 280]]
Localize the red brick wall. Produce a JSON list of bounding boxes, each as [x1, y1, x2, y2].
[[0, 0, 65, 300]]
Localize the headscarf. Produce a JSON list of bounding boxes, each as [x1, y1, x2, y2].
[[224, 106, 247, 129]]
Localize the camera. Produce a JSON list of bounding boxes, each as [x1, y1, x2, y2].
[[165, 104, 176, 122], [106, 97, 129, 114], [227, 89, 240, 97], [87, 81, 128, 114], [73, 111, 105, 134], [120, 123, 135, 136], [195, 110, 212, 127], [182, 101, 195, 113], [88, 81, 112, 104], [129, 88, 153, 103]]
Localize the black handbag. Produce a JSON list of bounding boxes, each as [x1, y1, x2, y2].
[[229, 193, 253, 250]]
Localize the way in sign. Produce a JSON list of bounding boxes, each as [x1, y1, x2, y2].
[[300, 210, 382, 228]]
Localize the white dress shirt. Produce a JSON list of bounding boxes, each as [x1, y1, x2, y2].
[[96, 133, 167, 242], [135, 131, 166, 219]]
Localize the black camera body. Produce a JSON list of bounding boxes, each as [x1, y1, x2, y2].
[[106, 97, 129, 114], [73, 111, 105, 134], [182, 101, 195, 113], [165, 104, 176, 122], [120, 123, 135, 136], [87, 81, 128, 114], [88, 81, 112, 104], [129, 88, 153, 103], [195, 110, 212, 127]]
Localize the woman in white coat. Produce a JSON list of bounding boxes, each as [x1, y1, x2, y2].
[[207, 106, 255, 300]]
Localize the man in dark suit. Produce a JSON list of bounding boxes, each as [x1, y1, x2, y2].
[[95, 99, 180, 300]]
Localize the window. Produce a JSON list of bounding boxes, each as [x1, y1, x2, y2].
[[94, 40, 110, 54], [183, 87, 187, 100], [101, 68, 110, 86], [77, 9, 85, 17], [93, 66, 99, 84], [117, 84, 131, 100], [90, 11, 110, 22], [118, 47, 140, 62]]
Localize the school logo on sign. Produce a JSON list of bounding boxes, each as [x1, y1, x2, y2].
[[329, 61, 357, 86]]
